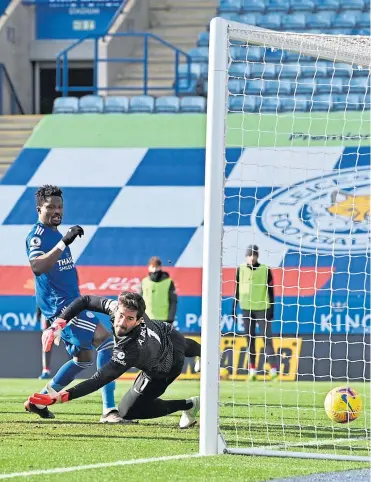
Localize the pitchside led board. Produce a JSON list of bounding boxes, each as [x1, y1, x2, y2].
[[0, 114, 369, 345]]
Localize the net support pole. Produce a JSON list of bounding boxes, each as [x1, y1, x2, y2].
[[199, 16, 229, 457]]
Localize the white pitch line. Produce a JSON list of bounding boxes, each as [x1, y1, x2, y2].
[[259, 437, 369, 450], [0, 453, 203, 480]]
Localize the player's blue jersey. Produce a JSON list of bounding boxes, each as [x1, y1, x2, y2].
[[26, 222, 80, 320]]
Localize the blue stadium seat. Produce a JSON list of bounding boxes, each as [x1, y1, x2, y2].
[[364, 0, 370, 10], [316, 77, 343, 94], [219, 0, 241, 14], [246, 46, 264, 62], [264, 48, 287, 63], [53, 97, 79, 114], [339, 0, 364, 10], [330, 62, 353, 78], [280, 97, 308, 111], [332, 12, 358, 28], [258, 97, 281, 112], [228, 95, 257, 112], [296, 78, 317, 94], [364, 93, 370, 109], [300, 62, 329, 78], [177, 63, 206, 80], [79, 95, 103, 113], [177, 78, 197, 94], [348, 77, 370, 94], [188, 47, 209, 63], [286, 51, 300, 62], [277, 64, 301, 79], [311, 94, 334, 111], [228, 78, 245, 94], [239, 13, 260, 25], [281, 13, 307, 30], [230, 46, 248, 61], [265, 80, 293, 95], [104, 96, 129, 113], [220, 12, 241, 21], [250, 63, 276, 79], [356, 12, 370, 28], [332, 94, 360, 110], [290, 0, 315, 12], [316, 0, 340, 10], [259, 13, 281, 29], [240, 0, 265, 13], [351, 65, 370, 77], [229, 62, 251, 78], [306, 12, 334, 28], [266, 0, 289, 13], [354, 28, 371, 35], [129, 96, 155, 113], [155, 96, 180, 113], [245, 79, 266, 95], [197, 32, 209, 47], [180, 96, 206, 113]]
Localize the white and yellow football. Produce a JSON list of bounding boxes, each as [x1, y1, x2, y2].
[[324, 386, 362, 423]]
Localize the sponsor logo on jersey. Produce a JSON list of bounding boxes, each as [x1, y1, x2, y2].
[[57, 256, 75, 271], [252, 166, 370, 254]]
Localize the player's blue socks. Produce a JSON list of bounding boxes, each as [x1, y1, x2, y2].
[[41, 359, 93, 393], [96, 338, 116, 414]]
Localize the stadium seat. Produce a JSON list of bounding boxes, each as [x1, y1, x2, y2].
[[240, 0, 265, 13], [177, 78, 198, 94], [351, 65, 370, 77], [332, 12, 358, 28], [330, 62, 353, 78], [311, 94, 334, 111], [218, 0, 241, 14], [280, 97, 308, 111], [306, 12, 334, 28], [277, 64, 301, 79], [315, 0, 340, 10], [228, 95, 257, 112], [300, 61, 329, 78], [364, 0, 370, 10], [316, 77, 343, 94], [266, 0, 289, 13], [245, 79, 266, 95], [239, 13, 260, 25], [250, 63, 276, 79], [219, 12, 241, 21], [339, 0, 364, 10], [229, 62, 251, 79], [52, 97, 79, 114], [179, 96, 206, 113], [104, 96, 129, 113], [259, 13, 281, 29], [332, 94, 360, 110], [259, 97, 281, 112], [246, 46, 264, 62], [197, 32, 209, 47], [354, 28, 371, 35], [356, 12, 370, 28], [155, 96, 180, 113], [177, 63, 206, 80], [264, 48, 287, 63], [296, 78, 317, 94], [281, 13, 307, 30], [129, 96, 155, 113], [230, 46, 248, 61], [188, 47, 209, 63], [349, 77, 370, 94], [228, 78, 246, 94], [79, 95, 104, 113], [265, 80, 293, 95], [289, 0, 315, 12], [286, 51, 300, 63]]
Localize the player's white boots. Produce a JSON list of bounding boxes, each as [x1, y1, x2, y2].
[[179, 396, 200, 429]]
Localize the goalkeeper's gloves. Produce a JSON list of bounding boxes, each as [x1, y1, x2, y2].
[[62, 225, 84, 246], [28, 391, 70, 406], [42, 318, 67, 352]]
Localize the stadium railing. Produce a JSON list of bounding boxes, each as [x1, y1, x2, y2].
[[0, 63, 24, 114]]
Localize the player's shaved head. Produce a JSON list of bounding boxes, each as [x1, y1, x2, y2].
[[36, 185, 63, 206], [118, 291, 146, 320]]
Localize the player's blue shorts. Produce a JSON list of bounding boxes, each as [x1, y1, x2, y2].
[[60, 310, 100, 357]]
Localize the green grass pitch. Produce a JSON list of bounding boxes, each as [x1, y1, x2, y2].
[[0, 379, 369, 481]]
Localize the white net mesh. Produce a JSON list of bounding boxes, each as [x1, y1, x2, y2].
[[218, 23, 370, 459]]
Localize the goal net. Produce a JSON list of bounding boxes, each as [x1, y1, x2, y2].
[[200, 17, 370, 462]]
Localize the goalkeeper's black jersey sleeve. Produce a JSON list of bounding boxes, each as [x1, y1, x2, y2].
[[63, 295, 177, 401]]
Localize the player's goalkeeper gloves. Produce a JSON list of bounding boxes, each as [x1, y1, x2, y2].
[[42, 318, 67, 352], [62, 225, 84, 246], [28, 391, 70, 406]]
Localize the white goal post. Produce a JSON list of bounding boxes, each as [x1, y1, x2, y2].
[[200, 17, 370, 461]]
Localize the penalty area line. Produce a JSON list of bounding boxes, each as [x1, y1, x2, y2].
[[0, 454, 203, 480]]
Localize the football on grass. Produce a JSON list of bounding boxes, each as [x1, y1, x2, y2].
[[324, 386, 362, 423]]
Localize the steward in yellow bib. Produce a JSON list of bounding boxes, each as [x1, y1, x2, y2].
[[232, 245, 278, 381], [140, 256, 178, 324]]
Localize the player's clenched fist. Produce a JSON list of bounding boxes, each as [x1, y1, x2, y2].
[[29, 391, 70, 406], [42, 318, 67, 352], [62, 225, 84, 246]]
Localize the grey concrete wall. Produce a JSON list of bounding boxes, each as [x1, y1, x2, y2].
[[0, 3, 34, 113]]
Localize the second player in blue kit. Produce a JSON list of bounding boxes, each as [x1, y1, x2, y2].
[[24, 185, 125, 423]]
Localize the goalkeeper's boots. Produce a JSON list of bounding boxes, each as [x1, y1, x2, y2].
[[24, 400, 55, 419], [179, 396, 200, 429], [100, 409, 137, 424]]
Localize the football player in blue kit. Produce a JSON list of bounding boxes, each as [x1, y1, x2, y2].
[[24, 185, 124, 423]]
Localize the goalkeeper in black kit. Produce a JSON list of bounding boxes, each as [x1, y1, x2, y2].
[[27, 292, 200, 429]]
